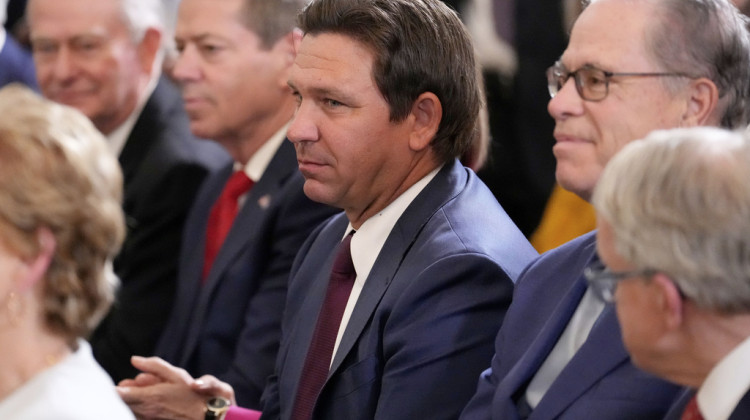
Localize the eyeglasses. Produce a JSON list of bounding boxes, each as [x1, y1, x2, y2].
[[546, 61, 692, 102], [583, 261, 655, 303]]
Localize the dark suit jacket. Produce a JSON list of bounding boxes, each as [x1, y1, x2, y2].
[[0, 33, 38, 89], [730, 390, 750, 419], [155, 140, 337, 409], [460, 232, 684, 419], [260, 160, 538, 420], [90, 77, 230, 383]]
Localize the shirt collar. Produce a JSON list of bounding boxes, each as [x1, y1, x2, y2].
[[234, 123, 289, 182], [698, 333, 750, 420]]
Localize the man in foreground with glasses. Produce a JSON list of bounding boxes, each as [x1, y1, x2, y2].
[[460, 0, 750, 418], [592, 127, 750, 420]]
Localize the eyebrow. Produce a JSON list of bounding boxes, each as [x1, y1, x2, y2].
[[287, 82, 357, 104]]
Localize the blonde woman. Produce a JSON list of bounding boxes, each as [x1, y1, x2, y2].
[[0, 85, 133, 419]]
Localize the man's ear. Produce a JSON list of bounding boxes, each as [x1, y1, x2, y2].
[[19, 227, 56, 292], [408, 92, 442, 152], [274, 31, 299, 88], [652, 272, 684, 331], [137, 27, 163, 75], [682, 77, 720, 127]]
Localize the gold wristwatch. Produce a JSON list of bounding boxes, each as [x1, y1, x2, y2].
[[204, 397, 231, 420]]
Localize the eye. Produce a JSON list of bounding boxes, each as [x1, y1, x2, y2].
[[324, 98, 344, 108], [72, 36, 104, 54], [31, 40, 58, 56], [580, 69, 607, 88], [199, 43, 224, 55]]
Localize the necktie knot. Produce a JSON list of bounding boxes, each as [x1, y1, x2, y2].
[[331, 231, 355, 278], [681, 395, 704, 420], [224, 170, 253, 201]]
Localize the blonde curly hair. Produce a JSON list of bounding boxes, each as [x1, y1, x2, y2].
[[0, 84, 125, 345]]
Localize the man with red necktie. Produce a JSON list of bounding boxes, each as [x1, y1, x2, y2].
[[116, 0, 337, 417]]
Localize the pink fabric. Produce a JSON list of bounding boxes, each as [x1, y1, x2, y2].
[[225, 405, 262, 420]]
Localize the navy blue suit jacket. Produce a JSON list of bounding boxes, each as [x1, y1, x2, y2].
[[461, 232, 684, 419], [0, 33, 37, 89], [155, 139, 336, 408], [90, 77, 230, 383], [260, 160, 538, 420]]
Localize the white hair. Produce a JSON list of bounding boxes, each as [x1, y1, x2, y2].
[[593, 126, 750, 314]]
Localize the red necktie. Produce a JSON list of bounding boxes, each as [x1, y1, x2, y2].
[[682, 396, 704, 420], [291, 231, 356, 420], [203, 171, 253, 280]]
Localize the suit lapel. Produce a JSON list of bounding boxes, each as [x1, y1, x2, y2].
[[281, 217, 348, 403], [202, 140, 296, 290], [118, 79, 171, 186], [498, 237, 599, 415], [328, 161, 466, 375], [181, 141, 296, 361], [500, 275, 588, 403], [530, 307, 629, 419]]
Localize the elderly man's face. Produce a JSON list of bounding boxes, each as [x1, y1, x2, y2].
[[287, 33, 416, 221], [596, 217, 666, 374], [28, 0, 150, 135], [548, 0, 690, 201]]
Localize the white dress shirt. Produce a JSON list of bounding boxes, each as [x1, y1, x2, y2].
[[330, 166, 441, 364]]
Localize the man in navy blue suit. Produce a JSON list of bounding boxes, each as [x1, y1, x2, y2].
[[592, 127, 750, 420], [119, 1, 537, 419], [460, 0, 750, 419], [252, 0, 537, 418], [116, 0, 337, 417]]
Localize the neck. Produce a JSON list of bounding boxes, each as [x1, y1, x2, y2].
[[346, 152, 440, 230], [0, 318, 71, 400], [662, 307, 750, 388], [216, 101, 295, 165]]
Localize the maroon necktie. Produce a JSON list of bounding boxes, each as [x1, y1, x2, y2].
[[291, 231, 356, 420], [681, 396, 704, 420], [202, 171, 253, 280]]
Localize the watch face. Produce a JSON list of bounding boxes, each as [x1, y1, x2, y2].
[[208, 397, 230, 410]]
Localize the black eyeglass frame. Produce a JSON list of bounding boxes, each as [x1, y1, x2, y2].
[[583, 261, 656, 303], [546, 61, 693, 102]]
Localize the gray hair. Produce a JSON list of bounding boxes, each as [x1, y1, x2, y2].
[[587, 0, 750, 128], [593, 126, 750, 314], [119, 0, 168, 66], [119, 0, 165, 42]]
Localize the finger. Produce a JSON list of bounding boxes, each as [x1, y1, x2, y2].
[[133, 372, 163, 387], [192, 375, 236, 404], [116, 384, 146, 405], [118, 378, 138, 387], [130, 356, 193, 384]]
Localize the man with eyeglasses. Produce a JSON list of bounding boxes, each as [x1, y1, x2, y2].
[[592, 127, 750, 420], [460, 0, 750, 419]]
